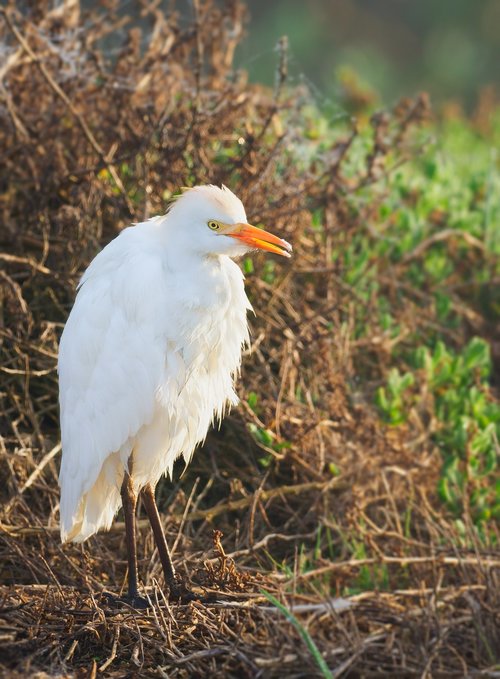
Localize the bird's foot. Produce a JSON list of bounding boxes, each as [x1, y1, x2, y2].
[[121, 593, 150, 609], [167, 578, 201, 603], [102, 591, 150, 610], [102, 583, 205, 608]]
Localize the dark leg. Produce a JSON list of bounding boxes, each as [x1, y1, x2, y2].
[[120, 470, 149, 608], [141, 483, 196, 600], [140, 483, 175, 584]]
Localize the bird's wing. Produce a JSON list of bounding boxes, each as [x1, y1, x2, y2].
[[58, 229, 172, 537]]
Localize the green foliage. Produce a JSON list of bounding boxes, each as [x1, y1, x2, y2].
[[414, 339, 500, 524], [375, 369, 415, 426], [247, 391, 259, 412], [310, 107, 500, 531], [376, 337, 499, 526], [247, 423, 291, 468]]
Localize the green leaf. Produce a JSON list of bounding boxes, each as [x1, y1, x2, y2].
[[247, 391, 258, 411], [463, 337, 491, 373], [243, 257, 254, 274]]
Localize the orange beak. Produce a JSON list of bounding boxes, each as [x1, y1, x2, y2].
[[226, 223, 292, 258]]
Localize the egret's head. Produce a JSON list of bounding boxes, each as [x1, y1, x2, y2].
[[166, 185, 292, 259]]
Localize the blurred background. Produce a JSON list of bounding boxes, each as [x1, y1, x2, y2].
[[236, 0, 500, 109], [76, 0, 500, 111]]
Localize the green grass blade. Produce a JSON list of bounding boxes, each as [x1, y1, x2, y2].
[[262, 590, 333, 679]]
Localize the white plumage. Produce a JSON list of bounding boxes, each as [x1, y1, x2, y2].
[[58, 185, 291, 553]]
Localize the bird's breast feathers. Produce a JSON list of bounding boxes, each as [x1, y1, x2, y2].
[[58, 224, 252, 526], [155, 256, 251, 414]]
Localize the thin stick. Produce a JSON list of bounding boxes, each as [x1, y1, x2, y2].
[[3, 443, 62, 515], [18, 443, 61, 495], [277, 555, 500, 583], [0, 9, 132, 212], [1, 478, 346, 537], [99, 626, 120, 671]]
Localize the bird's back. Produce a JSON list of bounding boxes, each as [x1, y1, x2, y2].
[[58, 219, 250, 542]]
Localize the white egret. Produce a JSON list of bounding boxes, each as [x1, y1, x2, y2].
[[58, 184, 292, 606]]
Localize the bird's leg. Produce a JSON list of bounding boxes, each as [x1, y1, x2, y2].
[[119, 470, 149, 609], [141, 483, 195, 600], [140, 483, 175, 583]]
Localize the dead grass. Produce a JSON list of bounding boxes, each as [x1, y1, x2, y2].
[[0, 1, 499, 677]]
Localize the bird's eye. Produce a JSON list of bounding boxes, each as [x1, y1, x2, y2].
[[207, 220, 220, 231]]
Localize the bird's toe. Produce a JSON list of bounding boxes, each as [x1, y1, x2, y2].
[[167, 580, 201, 603], [124, 594, 150, 609], [102, 591, 150, 610]]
